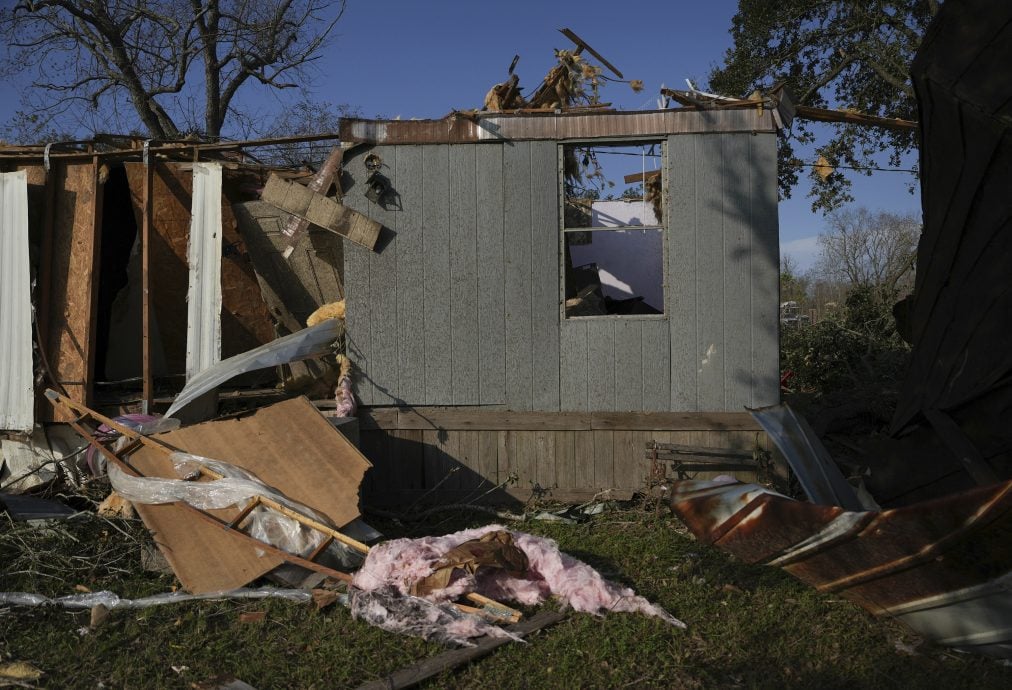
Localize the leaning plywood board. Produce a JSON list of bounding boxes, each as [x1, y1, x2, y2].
[[128, 396, 372, 593], [123, 162, 276, 375], [261, 173, 380, 251]]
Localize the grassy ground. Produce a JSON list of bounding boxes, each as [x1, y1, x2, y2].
[[2, 496, 1010, 689]]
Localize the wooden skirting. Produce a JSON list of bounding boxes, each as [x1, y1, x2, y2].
[[359, 407, 762, 432]]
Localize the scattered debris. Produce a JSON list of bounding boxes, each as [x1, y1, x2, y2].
[[0, 493, 75, 522], [0, 587, 312, 610]]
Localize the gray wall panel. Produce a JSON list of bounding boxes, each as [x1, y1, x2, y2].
[[503, 142, 533, 410], [422, 146, 452, 404], [723, 133, 752, 410], [342, 149, 375, 405], [695, 135, 726, 410], [751, 133, 781, 406], [586, 320, 616, 411], [530, 141, 561, 411], [395, 146, 426, 404], [667, 134, 697, 410], [560, 320, 588, 410], [614, 320, 643, 411], [449, 145, 479, 404], [476, 145, 506, 404], [368, 147, 399, 404], [641, 319, 670, 411]]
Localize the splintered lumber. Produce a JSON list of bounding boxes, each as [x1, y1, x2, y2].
[[280, 146, 345, 259], [261, 173, 380, 251], [356, 611, 565, 690]]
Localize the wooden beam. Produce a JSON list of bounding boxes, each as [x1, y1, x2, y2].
[[623, 170, 661, 184], [141, 156, 154, 413], [281, 146, 344, 259], [558, 28, 623, 78], [261, 173, 380, 251], [794, 105, 917, 132]]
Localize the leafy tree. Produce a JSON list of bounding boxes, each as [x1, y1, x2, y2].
[[710, 0, 938, 212], [0, 0, 346, 140]]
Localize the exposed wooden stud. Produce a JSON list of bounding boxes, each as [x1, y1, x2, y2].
[[141, 154, 154, 413]]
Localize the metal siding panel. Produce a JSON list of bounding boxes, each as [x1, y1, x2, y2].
[[668, 135, 698, 410], [614, 320, 642, 411], [422, 146, 452, 404], [751, 133, 781, 406], [476, 145, 506, 404], [530, 141, 561, 411], [503, 141, 533, 410], [368, 147, 399, 404], [0, 171, 33, 431], [586, 320, 616, 411], [184, 162, 223, 380], [449, 145, 479, 404], [560, 320, 589, 411], [641, 319, 671, 411], [342, 149, 374, 404], [395, 146, 426, 404], [696, 135, 726, 411], [723, 134, 752, 411]]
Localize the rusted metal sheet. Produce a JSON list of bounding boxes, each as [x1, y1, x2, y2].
[[669, 477, 1012, 657], [340, 108, 774, 145]]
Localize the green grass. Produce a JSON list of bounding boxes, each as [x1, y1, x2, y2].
[[2, 501, 1010, 689]]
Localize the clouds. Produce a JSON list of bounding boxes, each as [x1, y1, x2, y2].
[[781, 235, 820, 273]]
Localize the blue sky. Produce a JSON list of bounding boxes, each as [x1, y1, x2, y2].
[[0, 0, 921, 271]]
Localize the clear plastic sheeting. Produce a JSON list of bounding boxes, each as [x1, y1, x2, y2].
[[165, 318, 343, 419], [85, 414, 181, 476], [0, 587, 311, 611], [348, 586, 522, 648], [107, 451, 362, 569]]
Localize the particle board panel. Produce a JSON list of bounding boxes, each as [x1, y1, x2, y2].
[[560, 320, 589, 411], [123, 163, 275, 375], [530, 141, 561, 411], [593, 429, 614, 489], [614, 320, 643, 411], [503, 141, 534, 411], [422, 146, 453, 404], [449, 145, 480, 405], [695, 135, 726, 410], [367, 147, 399, 404], [587, 320, 616, 411], [667, 134, 698, 410], [722, 133, 752, 411], [750, 134, 781, 407], [641, 319, 671, 411], [47, 162, 100, 416], [475, 144, 506, 404], [394, 146, 426, 404]]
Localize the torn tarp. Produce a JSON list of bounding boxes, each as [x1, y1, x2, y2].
[[165, 319, 342, 419]]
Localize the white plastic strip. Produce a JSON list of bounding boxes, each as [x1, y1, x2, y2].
[[0, 170, 34, 432], [185, 162, 223, 380]]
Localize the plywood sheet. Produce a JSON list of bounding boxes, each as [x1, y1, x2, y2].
[[128, 396, 372, 593]]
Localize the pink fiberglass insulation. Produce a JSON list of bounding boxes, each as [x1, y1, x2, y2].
[[353, 525, 685, 628]]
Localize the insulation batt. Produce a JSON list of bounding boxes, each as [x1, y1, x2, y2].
[[354, 525, 685, 628]]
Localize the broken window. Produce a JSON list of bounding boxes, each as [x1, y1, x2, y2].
[[562, 142, 665, 317]]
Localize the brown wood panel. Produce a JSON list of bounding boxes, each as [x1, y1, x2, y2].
[[455, 431, 483, 490], [590, 411, 760, 431], [574, 431, 596, 489], [396, 408, 591, 431], [535, 430, 557, 490], [478, 430, 500, 487], [124, 162, 276, 374], [514, 432, 539, 493], [499, 431, 517, 483], [593, 430, 614, 489], [613, 430, 646, 490], [46, 162, 100, 419], [554, 430, 577, 489]]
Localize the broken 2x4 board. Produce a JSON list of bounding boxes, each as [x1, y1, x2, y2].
[[122, 396, 371, 593], [260, 173, 381, 251]]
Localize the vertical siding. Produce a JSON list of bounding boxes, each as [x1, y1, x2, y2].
[[696, 135, 726, 410], [342, 150, 374, 405], [369, 147, 399, 404], [614, 320, 642, 411], [449, 146, 479, 404], [560, 320, 588, 410], [476, 146, 506, 403], [422, 146, 452, 404], [395, 146, 426, 403], [723, 133, 753, 410], [751, 133, 781, 406], [641, 320, 671, 411], [503, 142, 534, 410], [667, 134, 698, 409], [586, 320, 616, 410], [530, 141, 561, 410]]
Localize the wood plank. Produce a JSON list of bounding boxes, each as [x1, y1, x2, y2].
[[389, 429, 426, 492], [750, 133, 780, 407], [573, 430, 596, 490], [593, 429, 614, 489], [554, 430, 577, 489], [722, 133, 751, 411], [260, 173, 380, 250], [449, 145, 480, 404], [454, 430, 483, 490], [586, 320, 616, 411], [368, 147, 399, 404], [529, 141, 561, 411], [560, 321, 589, 411], [535, 429, 557, 490], [614, 320, 642, 411], [475, 144, 506, 404], [695, 135, 725, 410], [422, 146, 453, 404], [591, 411, 760, 430], [641, 319, 670, 411], [478, 430, 500, 486], [514, 430, 539, 492], [499, 431, 517, 483], [503, 141, 533, 410], [395, 146, 426, 404], [667, 134, 697, 410]]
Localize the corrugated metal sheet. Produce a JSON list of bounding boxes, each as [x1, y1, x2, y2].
[[184, 162, 223, 380], [0, 170, 34, 432], [669, 477, 1012, 658], [340, 108, 774, 145]]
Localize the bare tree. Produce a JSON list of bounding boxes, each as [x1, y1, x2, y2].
[[0, 0, 346, 140], [813, 208, 920, 293]]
